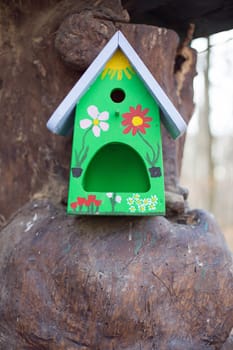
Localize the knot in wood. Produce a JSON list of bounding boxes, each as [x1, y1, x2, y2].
[[55, 12, 116, 71]]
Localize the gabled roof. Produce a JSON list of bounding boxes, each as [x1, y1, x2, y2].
[[47, 30, 186, 139]]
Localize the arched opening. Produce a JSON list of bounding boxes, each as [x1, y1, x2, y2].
[[83, 142, 150, 193]]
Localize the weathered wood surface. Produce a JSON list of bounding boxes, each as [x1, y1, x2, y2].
[[222, 332, 233, 350], [0, 199, 233, 350], [0, 0, 196, 222]]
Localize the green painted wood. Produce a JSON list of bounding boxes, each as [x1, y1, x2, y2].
[[83, 143, 151, 193], [67, 50, 165, 215]]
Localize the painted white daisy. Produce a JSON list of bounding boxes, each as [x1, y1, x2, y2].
[[80, 105, 109, 137], [148, 203, 156, 211], [133, 193, 140, 199], [106, 192, 113, 198], [129, 205, 136, 212], [151, 195, 158, 204], [143, 198, 151, 206], [135, 198, 142, 206], [139, 205, 146, 212], [127, 197, 134, 205]]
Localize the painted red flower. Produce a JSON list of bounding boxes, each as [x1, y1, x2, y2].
[[122, 105, 152, 136], [70, 202, 78, 210], [77, 197, 86, 206], [85, 195, 96, 206], [94, 199, 102, 207]]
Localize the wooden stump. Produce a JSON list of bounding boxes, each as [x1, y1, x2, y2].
[[0, 199, 232, 349]]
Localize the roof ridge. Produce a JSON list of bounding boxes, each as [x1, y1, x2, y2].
[[47, 30, 186, 139]]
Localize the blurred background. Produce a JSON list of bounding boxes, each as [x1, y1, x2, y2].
[[181, 29, 233, 251]]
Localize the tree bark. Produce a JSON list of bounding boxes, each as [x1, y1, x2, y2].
[[0, 200, 233, 350], [0, 0, 196, 222], [0, 1, 232, 349], [0, 199, 233, 350], [197, 38, 215, 212]]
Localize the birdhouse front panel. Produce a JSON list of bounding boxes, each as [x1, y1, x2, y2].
[[67, 49, 165, 215]]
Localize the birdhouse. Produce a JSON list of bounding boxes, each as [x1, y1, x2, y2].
[[47, 31, 186, 216]]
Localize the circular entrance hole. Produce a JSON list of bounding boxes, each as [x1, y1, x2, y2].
[[110, 88, 126, 103]]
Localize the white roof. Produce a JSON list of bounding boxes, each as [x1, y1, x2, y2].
[[47, 30, 186, 139]]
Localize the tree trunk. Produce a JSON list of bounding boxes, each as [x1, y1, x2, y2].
[[0, 1, 232, 349], [0, 0, 196, 222], [197, 38, 215, 212]]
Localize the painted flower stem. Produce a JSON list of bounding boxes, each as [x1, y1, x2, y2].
[[106, 193, 122, 213], [111, 193, 116, 212], [138, 132, 159, 166], [76, 128, 90, 167]]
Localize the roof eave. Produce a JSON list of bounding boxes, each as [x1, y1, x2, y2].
[[46, 31, 120, 135], [47, 30, 187, 139], [118, 32, 186, 139]]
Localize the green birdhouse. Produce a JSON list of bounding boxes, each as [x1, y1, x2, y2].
[[47, 31, 186, 216]]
